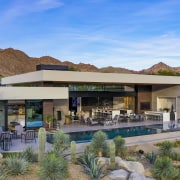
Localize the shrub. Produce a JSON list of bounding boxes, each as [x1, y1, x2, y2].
[[113, 136, 126, 158], [79, 153, 105, 180], [146, 151, 157, 164], [5, 154, 29, 175], [0, 162, 8, 180], [170, 151, 180, 161], [91, 130, 109, 157], [38, 153, 68, 180], [53, 130, 70, 156], [152, 156, 180, 180], [159, 141, 173, 157], [22, 146, 38, 162], [173, 140, 180, 148]]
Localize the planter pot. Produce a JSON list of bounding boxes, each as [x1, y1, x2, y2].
[[65, 117, 71, 125]]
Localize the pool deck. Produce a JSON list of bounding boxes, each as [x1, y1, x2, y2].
[[0, 122, 180, 152]]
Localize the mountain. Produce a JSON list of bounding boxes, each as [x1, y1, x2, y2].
[[139, 62, 176, 74], [0, 48, 180, 77]]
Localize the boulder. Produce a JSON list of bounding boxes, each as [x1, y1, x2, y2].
[[116, 159, 145, 174], [0, 153, 3, 159], [128, 172, 155, 180], [108, 169, 129, 180], [97, 157, 110, 170]]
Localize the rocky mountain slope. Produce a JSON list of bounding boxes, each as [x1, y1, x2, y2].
[[0, 48, 180, 77]]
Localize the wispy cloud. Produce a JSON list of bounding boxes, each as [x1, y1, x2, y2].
[[0, 0, 63, 24]]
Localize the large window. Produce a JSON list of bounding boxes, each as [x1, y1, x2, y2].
[[26, 100, 43, 129], [0, 101, 5, 128]]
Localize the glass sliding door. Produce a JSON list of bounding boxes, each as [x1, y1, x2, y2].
[[26, 100, 43, 129], [0, 101, 5, 130]]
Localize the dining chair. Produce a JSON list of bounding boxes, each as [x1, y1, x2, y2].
[[21, 130, 36, 143], [14, 125, 24, 138], [0, 132, 12, 151]]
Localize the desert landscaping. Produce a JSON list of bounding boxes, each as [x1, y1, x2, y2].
[[0, 129, 179, 180]]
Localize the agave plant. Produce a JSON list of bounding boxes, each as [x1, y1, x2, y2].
[[158, 141, 174, 157], [0, 162, 8, 180], [152, 156, 180, 180], [146, 151, 157, 164], [38, 152, 68, 180], [79, 153, 105, 180], [5, 154, 29, 175], [22, 146, 38, 162]]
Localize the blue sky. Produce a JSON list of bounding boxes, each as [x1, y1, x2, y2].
[[1, 0, 180, 70]]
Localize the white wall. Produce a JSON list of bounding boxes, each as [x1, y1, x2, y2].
[[0, 87, 68, 100]]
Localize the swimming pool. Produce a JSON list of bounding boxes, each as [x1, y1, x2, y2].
[[46, 124, 162, 144], [69, 125, 160, 143]]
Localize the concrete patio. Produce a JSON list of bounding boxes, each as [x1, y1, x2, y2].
[[1, 129, 179, 154]]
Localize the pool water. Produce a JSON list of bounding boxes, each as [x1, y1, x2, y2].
[[68, 125, 161, 143]]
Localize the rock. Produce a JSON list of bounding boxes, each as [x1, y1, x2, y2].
[[108, 169, 129, 180], [128, 172, 155, 180], [97, 157, 110, 170], [116, 159, 145, 174], [0, 153, 3, 159]]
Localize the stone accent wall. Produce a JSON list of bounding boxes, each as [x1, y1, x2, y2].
[[43, 100, 54, 116], [53, 99, 69, 125], [137, 91, 152, 113]]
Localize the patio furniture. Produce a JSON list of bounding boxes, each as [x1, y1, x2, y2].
[[112, 114, 119, 124], [21, 130, 36, 143], [14, 125, 24, 138], [0, 132, 12, 151], [87, 117, 98, 126]]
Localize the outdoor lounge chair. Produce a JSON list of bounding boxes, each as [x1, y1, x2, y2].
[[21, 130, 36, 143], [87, 117, 98, 126]]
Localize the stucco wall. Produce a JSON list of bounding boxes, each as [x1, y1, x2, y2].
[[152, 85, 180, 119]]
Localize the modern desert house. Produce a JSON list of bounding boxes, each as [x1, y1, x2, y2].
[[0, 65, 180, 131]]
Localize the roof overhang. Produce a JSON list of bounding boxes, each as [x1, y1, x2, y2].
[[1, 70, 180, 85], [0, 87, 68, 100]]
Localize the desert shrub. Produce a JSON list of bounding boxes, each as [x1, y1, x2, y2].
[[22, 146, 38, 162], [53, 130, 70, 156], [173, 140, 180, 148], [38, 152, 68, 180], [152, 156, 180, 180], [5, 154, 29, 175], [91, 130, 109, 157], [2, 152, 22, 158], [126, 156, 137, 161], [170, 151, 180, 161], [0, 162, 8, 180], [79, 153, 105, 180], [146, 151, 157, 164], [159, 141, 173, 157], [113, 136, 126, 158]]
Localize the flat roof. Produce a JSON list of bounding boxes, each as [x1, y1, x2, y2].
[[1, 70, 180, 85], [0, 87, 68, 100]]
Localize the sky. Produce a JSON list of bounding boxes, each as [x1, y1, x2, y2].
[[1, 0, 180, 70]]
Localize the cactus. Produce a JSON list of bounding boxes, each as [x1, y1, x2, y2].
[[110, 141, 115, 169], [71, 141, 76, 163], [38, 127, 47, 162]]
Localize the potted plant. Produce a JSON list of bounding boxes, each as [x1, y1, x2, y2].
[[65, 115, 72, 125], [45, 114, 54, 129]]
